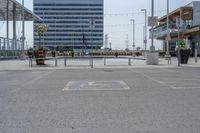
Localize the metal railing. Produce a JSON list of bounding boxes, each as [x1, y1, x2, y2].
[[150, 22, 193, 39], [29, 56, 146, 68]]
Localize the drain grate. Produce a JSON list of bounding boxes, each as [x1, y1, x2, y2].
[[63, 80, 130, 91]]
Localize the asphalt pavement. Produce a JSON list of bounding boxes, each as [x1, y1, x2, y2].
[[0, 67, 200, 133]]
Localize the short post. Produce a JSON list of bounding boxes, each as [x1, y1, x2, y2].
[[30, 58, 32, 67], [104, 58, 106, 66], [29, 58, 31, 67], [195, 42, 198, 63], [178, 49, 181, 67], [90, 58, 93, 68], [55, 57, 58, 67], [64, 57, 67, 67], [128, 58, 131, 66]]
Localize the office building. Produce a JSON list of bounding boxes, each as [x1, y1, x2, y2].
[[34, 0, 104, 52]]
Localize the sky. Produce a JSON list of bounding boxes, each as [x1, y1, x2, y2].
[[0, 0, 197, 50]]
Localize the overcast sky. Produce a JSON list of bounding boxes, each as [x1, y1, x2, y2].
[[0, 0, 197, 49]]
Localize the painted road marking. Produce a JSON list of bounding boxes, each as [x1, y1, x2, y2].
[[63, 80, 130, 91], [11, 70, 55, 93]]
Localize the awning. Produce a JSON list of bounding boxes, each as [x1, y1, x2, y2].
[[0, 0, 42, 21], [159, 7, 193, 22]]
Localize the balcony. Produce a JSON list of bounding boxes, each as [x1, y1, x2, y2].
[[150, 21, 193, 39]]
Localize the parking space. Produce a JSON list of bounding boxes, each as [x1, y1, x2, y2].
[[129, 68, 200, 89], [1, 67, 200, 133]]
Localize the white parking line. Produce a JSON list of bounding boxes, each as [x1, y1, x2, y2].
[[11, 70, 56, 93], [129, 69, 176, 89], [172, 87, 200, 89], [63, 80, 130, 91]]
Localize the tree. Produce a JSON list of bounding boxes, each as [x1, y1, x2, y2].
[[35, 24, 48, 46], [95, 44, 101, 51]]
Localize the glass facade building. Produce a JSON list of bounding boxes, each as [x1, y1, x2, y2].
[[33, 0, 103, 51]]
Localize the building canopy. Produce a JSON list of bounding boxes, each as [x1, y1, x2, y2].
[[0, 0, 41, 21]]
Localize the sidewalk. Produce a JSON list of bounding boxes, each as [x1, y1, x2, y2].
[[0, 57, 199, 71]]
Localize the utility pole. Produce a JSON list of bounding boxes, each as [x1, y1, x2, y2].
[[130, 19, 135, 56], [22, 0, 25, 50], [6, 0, 9, 40], [146, 0, 159, 65], [125, 34, 129, 50], [105, 34, 108, 49], [150, 0, 155, 51], [166, 0, 170, 56], [141, 9, 147, 57]]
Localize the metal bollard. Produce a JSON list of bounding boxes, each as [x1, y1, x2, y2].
[[30, 58, 32, 67], [90, 58, 93, 68], [29, 58, 32, 67], [178, 49, 181, 67], [64, 57, 67, 67], [195, 42, 198, 63], [55, 57, 58, 67], [104, 58, 106, 66], [29, 59, 31, 67], [128, 58, 131, 66]]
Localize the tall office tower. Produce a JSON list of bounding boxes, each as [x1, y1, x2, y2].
[[34, 0, 103, 52]]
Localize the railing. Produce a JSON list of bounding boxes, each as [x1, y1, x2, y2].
[[150, 22, 193, 39], [28, 56, 146, 68], [0, 37, 23, 57]]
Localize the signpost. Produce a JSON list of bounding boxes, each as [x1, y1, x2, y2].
[[148, 16, 158, 27]]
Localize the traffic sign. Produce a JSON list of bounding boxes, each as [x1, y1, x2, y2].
[[148, 16, 158, 27]]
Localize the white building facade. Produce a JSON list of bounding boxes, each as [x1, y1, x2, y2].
[[33, 0, 103, 51]]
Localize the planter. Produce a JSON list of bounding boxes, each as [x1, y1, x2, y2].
[[36, 48, 45, 65], [177, 49, 191, 64], [146, 52, 159, 65]]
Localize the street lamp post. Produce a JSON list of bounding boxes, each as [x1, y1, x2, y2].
[[146, 0, 159, 65], [22, 0, 25, 50], [130, 19, 135, 56], [141, 9, 147, 57], [166, 0, 170, 56], [150, 0, 155, 51]]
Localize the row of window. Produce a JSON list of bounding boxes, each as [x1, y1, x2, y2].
[[34, 8, 103, 11], [40, 17, 103, 20], [34, 4, 103, 6], [34, 34, 103, 37], [34, 12, 103, 15], [39, 30, 103, 32], [34, 43, 103, 46], [35, 38, 102, 41], [35, 21, 103, 24], [47, 25, 103, 28]]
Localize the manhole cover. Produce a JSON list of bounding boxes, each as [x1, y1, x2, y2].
[[63, 80, 130, 91]]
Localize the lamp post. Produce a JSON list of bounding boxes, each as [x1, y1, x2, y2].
[[146, 0, 159, 65], [130, 19, 135, 56], [141, 9, 147, 57], [22, 0, 25, 50], [166, 0, 170, 56], [150, 0, 155, 51]]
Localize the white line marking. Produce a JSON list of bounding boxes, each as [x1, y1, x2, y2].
[[63, 80, 130, 91], [172, 87, 200, 89], [11, 70, 55, 93], [129, 69, 176, 89]]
